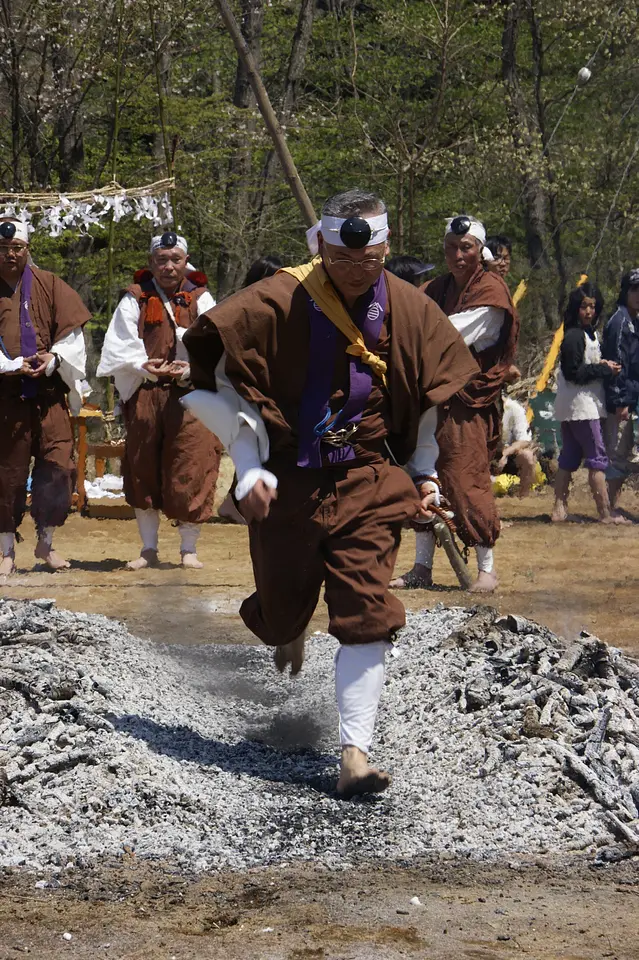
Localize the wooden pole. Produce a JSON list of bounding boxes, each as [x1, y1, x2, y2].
[[214, 0, 317, 228], [104, 0, 125, 425]]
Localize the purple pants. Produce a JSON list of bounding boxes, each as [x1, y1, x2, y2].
[[559, 419, 609, 472]]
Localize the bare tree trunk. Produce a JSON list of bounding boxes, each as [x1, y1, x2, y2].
[[255, 0, 316, 242], [501, 0, 555, 328], [529, 0, 568, 314]]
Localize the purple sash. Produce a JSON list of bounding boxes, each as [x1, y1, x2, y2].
[[297, 274, 387, 468], [19, 265, 37, 399]]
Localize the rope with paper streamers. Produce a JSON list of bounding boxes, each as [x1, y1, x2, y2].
[[0, 178, 175, 237]]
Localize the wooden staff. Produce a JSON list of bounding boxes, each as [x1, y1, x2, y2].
[[214, 0, 317, 228]]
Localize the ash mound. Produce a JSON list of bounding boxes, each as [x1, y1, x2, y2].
[[1, 598, 638, 872]]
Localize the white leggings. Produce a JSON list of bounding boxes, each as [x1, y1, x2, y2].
[[134, 509, 201, 554], [414, 530, 494, 573], [334, 641, 389, 754]]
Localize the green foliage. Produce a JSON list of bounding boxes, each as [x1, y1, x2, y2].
[[0, 0, 637, 351]]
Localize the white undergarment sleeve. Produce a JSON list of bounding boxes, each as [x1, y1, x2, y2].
[[0, 532, 15, 554], [448, 306, 505, 353], [0, 353, 23, 374], [49, 328, 87, 415], [97, 293, 151, 402], [135, 508, 160, 551], [335, 641, 390, 754], [178, 522, 200, 554], [182, 357, 269, 454], [415, 529, 436, 567], [475, 545, 494, 573]]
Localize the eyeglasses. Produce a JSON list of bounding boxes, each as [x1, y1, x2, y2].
[[0, 244, 28, 257], [493, 255, 511, 265], [324, 253, 385, 273]]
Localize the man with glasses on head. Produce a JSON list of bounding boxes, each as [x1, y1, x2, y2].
[[0, 218, 90, 575], [182, 189, 477, 798]]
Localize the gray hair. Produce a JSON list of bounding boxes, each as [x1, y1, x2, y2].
[[322, 189, 386, 219]]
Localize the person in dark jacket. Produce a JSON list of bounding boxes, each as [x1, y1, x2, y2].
[[602, 268, 639, 514], [552, 283, 623, 523]]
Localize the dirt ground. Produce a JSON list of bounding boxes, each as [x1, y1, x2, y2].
[[1, 857, 639, 960], [3, 481, 639, 654], [2, 477, 639, 958]]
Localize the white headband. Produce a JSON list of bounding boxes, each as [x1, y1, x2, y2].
[[0, 220, 29, 244], [150, 233, 188, 254], [306, 212, 389, 255], [444, 217, 493, 262]]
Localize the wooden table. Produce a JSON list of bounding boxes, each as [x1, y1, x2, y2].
[[73, 407, 127, 513]]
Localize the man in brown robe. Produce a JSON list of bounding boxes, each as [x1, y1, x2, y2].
[[391, 215, 519, 593], [182, 189, 477, 797], [0, 218, 90, 575], [97, 232, 222, 569]]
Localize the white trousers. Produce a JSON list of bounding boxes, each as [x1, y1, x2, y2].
[[134, 508, 160, 551], [178, 522, 200, 554], [334, 641, 389, 754], [415, 529, 436, 567], [134, 509, 201, 554], [0, 532, 15, 555], [1, 527, 54, 554], [415, 530, 494, 573]]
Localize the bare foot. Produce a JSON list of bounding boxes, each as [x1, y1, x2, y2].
[[469, 570, 499, 593], [389, 564, 433, 589], [551, 501, 567, 522], [274, 632, 305, 676], [126, 548, 159, 571], [600, 514, 633, 525], [34, 542, 70, 571], [0, 553, 15, 576], [337, 746, 391, 800], [181, 552, 204, 568]]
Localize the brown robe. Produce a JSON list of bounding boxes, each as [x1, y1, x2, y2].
[[184, 267, 478, 646], [120, 271, 222, 522], [0, 267, 90, 533], [425, 267, 520, 548]]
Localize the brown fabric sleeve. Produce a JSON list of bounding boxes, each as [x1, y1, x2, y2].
[[183, 274, 299, 445], [420, 297, 481, 407], [424, 267, 520, 410], [46, 271, 91, 341], [384, 274, 479, 464]]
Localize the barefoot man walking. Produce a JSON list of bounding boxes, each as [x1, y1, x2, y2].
[[97, 232, 222, 569], [0, 218, 90, 575], [183, 190, 477, 797]]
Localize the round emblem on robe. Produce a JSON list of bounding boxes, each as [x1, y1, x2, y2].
[[0, 222, 17, 239], [160, 231, 178, 249], [339, 217, 372, 249]]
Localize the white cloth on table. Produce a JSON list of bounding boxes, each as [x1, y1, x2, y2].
[[97, 288, 215, 402], [448, 305, 505, 353]]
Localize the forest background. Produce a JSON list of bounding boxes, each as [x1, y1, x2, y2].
[[0, 0, 637, 373]]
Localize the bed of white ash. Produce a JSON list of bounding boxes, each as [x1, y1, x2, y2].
[[1, 597, 639, 873]]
